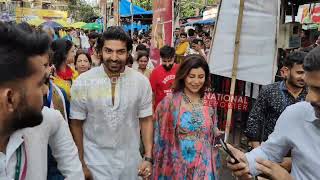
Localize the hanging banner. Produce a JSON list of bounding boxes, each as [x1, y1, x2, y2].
[[209, 0, 279, 85], [297, 3, 320, 24], [204, 92, 249, 112], [203, 6, 218, 20], [150, 0, 173, 66], [16, 8, 68, 22]]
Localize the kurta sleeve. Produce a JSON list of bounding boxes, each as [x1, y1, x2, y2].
[[70, 78, 87, 120], [45, 108, 85, 180]]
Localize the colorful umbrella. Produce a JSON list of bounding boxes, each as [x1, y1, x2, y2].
[[82, 23, 102, 30], [53, 19, 69, 27], [70, 22, 87, 29], [40, 21, 63, 28], [27, 18, 45, 26], [0, 12, 13, 22]]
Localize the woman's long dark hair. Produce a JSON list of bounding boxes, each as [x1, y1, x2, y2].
[[51, 39, 73, 70], [173, 54, 210, 97]]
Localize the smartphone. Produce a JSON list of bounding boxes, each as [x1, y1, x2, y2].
[[214, 132, 225, 147], [219, 139, 240, 164]]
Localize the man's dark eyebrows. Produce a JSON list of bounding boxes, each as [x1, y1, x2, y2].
[[106, 47, 126, 51], [104, 47, 112, 50]]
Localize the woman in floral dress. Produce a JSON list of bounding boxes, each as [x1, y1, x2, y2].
[[153, 54, 220, 179]]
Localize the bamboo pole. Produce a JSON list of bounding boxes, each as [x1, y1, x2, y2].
[[103, 2, 107, 31], [208, 1, 222, 62], [114, 0, 120, 26], [224, 0, 245, 143]]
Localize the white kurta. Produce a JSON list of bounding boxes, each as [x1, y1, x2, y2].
[[70, 65, 153, 180]]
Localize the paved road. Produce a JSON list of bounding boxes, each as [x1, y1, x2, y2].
[[219, 167, 235, 180], [219, 150, 236, 180]]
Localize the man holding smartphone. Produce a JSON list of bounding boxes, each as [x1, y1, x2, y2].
[[226, 47, 320, 180], [244, 51, 308, 173]]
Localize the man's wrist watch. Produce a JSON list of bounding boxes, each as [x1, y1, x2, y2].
[[144, 156, 154, 164]]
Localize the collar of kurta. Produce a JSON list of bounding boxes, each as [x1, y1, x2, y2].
[[99, 64, 129, 78], [6, 130, 24, 164]]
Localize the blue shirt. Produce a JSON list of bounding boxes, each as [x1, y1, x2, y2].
[[246, 101, 320, 179]]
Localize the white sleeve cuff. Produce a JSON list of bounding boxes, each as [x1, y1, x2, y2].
[[69, 111, 86, 120], [138, 106, 153, 118], [245, 148, 269, 177]]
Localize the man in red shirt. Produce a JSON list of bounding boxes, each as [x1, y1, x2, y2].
[[150, 45, 179, 110]]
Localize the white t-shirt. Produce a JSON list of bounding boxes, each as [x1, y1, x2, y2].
[[70, 65, 153, 180], [80, 32, 90, 49]]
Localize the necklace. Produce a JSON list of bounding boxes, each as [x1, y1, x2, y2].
[[182, 93, 204, 129]]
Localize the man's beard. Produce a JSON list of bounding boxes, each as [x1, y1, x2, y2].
[[162, 64, 174, 71], [287, 74, 304, 88], [10, 97, 43, 131], [103, 58, 125, 74]]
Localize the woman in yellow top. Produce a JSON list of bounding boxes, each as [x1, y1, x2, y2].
[[175, 32, 190, 64], [51, 39, 78, 117]]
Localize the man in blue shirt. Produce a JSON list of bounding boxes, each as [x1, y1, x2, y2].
[[227, 47, 320, 180]]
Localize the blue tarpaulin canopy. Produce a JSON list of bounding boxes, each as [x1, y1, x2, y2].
[[184, 19, 215, 26], [122, 23, 150, 32], [120, 0, 153, 17]]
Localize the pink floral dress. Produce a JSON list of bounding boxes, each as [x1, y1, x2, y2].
[[153, 92, 219, 180]]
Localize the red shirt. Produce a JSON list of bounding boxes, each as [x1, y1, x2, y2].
[[88, 47, 94, 56], [150, 64, 179, 110]]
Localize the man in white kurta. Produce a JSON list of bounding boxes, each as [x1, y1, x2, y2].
[[70, 65, 153, 179]]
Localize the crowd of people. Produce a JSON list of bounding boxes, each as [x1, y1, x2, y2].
[[0, 21, 221, 180], [0, 17, 319, 180]]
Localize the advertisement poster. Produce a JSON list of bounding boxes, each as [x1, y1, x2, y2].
[[297, 3, 320, 24], [209, 0, 280, 85], [16, 8, 68, 22], [150, 0, 173, 66]]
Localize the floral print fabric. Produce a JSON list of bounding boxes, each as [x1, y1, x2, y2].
[[153, 92, 219, 180]]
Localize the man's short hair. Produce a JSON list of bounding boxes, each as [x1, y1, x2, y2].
[[136, 44, 147, 51], [188, 29, 195, 37], [304, 47, 320, 72], [0, 22, 50, 86], [88, 32, 99, 39], [160, 45, 175, 59], [96, 26, 133, 53], [192, 39, 204, 46], [284, 51, 307, 68], [180, 32, 187, 38]]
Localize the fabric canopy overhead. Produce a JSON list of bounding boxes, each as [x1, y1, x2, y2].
[[120, 0, 153, 17], [184, 19, 215, 26], [122, 23, 150, 32]]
